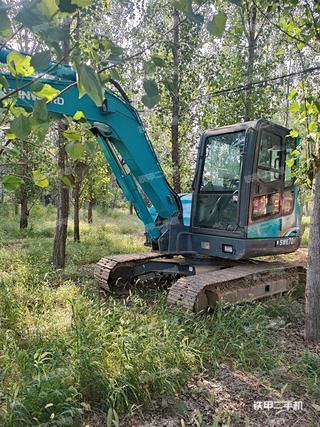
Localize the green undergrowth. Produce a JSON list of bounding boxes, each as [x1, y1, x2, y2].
[[0, 205, 316, 426]]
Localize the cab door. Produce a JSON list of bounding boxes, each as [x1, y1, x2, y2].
[[248, 126, 284, 238]]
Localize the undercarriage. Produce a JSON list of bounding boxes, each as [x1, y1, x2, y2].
[[94, 252, 306, 312]]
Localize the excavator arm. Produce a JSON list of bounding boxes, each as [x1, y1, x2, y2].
[[0, 49, 182, 243]]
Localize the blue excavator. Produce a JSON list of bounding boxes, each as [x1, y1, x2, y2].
[[0, 49, 304, 311]]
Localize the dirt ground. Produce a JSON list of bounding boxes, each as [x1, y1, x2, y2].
[[121, 323, 319, 427]]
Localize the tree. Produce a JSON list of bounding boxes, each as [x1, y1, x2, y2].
[[279, 0, 320, 341], [52, 19, 71, 268], [81, 152, 111, 224]]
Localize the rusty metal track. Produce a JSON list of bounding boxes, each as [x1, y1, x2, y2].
[[94, 252, 305, 312], [167, 262, 305, 312], [94, 252, 167, 291]]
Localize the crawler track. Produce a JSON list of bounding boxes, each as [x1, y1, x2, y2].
[[95, 252, 166, 291], [94, 252, 305, 312], [167, 262, 305, 312]]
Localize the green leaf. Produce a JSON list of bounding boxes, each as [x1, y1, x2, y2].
[[64, 129, 81, 141], [10, 105, 29, 117], [33, 83, 60, 101], [74, 161, 89, 178], [2, 175, 24, 191], [289, 130, 299, 138], [286, 158, 295, 168], [276, 48, 284, 56], [15, 0, 58, 36], [7, 51, 34, 77], [186, 11, 204, 24], [65, 141, 84, 160], [84, 141, 96, 156], [57, 0, 78, 13], [45, 26, 69, 42], [142, 94, 161, 109], [73, 111, 86, 121], [229, 0, 241, 5], [0, 75, 9, 91], [0, 9, 12, 38], [152, 55, 166, 67], [10, 115, 31, 139], [309, 121, 317, 132], [164, 79, 174, 92], [71, 0, 92, 6], [143, 79, 159, 97], [173, 0, 189, 12], [289, 101, 299, 113], [288, 88, 298, 100], [109, 69, 121, 81], [207, 12, 227, 37], [31, 51, 51, 69], [15, 7, 44, 30], [4, 132, 16, 140], [74, 61, 104, 107], [61, 174, 75, 187], [32, 170, 49, 188], [33, 99, 48, 123], [31, 82, 44, 92], [36, 0, 59, 19], [143, 60, 156, 75]]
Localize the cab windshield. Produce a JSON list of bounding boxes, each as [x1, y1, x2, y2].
[[200, 131, 245, 192]]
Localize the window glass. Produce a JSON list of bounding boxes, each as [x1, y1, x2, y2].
[[257, 131, 281, 182], [201, 131, 245, 192]]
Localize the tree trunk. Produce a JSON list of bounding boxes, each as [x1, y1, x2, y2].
[[53, 122, 70, 268], [171, 8, 181, 193], [20, 196, 28, 229], [73, 181, 80, 242], [305, 160, 320, 342], [88, 200, 93, 224], [243, 5, 257, 121], [129, 203, 133, 215], [19, 141, 29, 229], [52, 20, 70, 268]]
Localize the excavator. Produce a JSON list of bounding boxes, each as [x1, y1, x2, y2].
[[0, 49, 305, 312]]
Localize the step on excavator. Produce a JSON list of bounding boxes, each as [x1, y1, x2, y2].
[[0, 49, 305, 312]]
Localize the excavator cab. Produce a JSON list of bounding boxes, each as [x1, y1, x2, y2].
[[167, 119, 301, 259]]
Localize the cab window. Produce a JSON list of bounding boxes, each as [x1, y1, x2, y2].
[[257, 131, 281, 182]]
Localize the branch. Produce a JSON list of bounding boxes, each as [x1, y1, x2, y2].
[[190, 65, 320, 102], [252, 0, 319, 52], [0, 25, 24, 53], [0, 140, 11, 158]]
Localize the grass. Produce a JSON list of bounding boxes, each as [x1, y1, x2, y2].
[[0, 204, 318, 426]]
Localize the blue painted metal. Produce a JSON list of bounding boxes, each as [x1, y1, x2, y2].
[[247, 188, 301, 239], [150, 193, 192, 227], [0, 68, 181, 241]]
